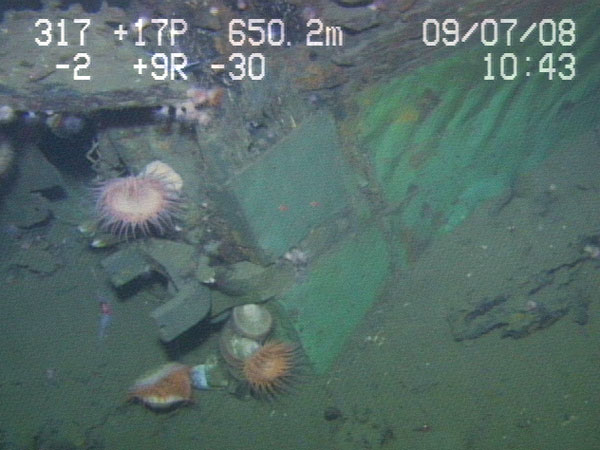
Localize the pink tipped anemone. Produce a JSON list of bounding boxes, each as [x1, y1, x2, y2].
[[94, 168, 182, 238]]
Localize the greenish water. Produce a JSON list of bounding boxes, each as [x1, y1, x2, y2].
[[1, 1, 599, 449]]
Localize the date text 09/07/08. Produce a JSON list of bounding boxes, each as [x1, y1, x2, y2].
[[422, 18, 575, 47]]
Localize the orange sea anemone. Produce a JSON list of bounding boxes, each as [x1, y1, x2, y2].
[[128, 363, 192, 410], [186, 86, 224, 107], [95, 165, 181, 238], [241, 341, 301, 397]]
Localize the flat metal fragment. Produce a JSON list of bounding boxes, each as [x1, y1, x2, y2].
[[150, 283, 211, 342]]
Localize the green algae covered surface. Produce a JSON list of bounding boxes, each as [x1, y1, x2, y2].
[[280, 225, 390, 374], [1, 1, 599, 450], [356, 3, 600, 245]]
